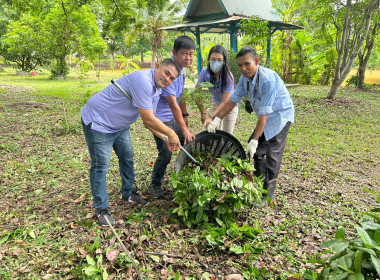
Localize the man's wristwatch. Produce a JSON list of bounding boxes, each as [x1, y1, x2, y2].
[[163, 135, 168, 141], [209, 113, 215, 119]]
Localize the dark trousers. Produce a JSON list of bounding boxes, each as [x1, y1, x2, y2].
[[253, 122, 291, 181], [151, 120, 184, 187]]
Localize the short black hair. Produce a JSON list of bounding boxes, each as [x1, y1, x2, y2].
[[160, 58, 181, 77], [173, 36, 196, 52], [236, 47, 258, 60]]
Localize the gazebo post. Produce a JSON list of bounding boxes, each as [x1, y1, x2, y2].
[[196, 26, 202, 74], [229, 22, 238, 53], [266, 32, 272, 68]]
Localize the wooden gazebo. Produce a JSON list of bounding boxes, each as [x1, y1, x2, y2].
[[162, 0, 303, 73]]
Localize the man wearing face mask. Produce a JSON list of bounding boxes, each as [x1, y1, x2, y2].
[[205, 47, 294, 207], [196, 45, 237, 135]]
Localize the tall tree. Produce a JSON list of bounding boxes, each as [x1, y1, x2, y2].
[[42, 2, 106, 77], [327, 0, 380, 99], [357, 12, 379, 88], [272, 0, 303, 82], [1, 14, 47, 72], [128, 0, 185, 66]]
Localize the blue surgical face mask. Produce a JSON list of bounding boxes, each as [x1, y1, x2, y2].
[[209, 61, 223, 73]]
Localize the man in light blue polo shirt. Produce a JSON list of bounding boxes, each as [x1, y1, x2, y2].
[[81, 59, 181, 227], [205, 47, 295, 207], [149, 36, 196, 199]]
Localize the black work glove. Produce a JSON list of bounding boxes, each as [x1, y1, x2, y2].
[[245, 100, 253, 114]]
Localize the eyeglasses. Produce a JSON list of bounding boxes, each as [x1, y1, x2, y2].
[[179, 51, 195, 58]]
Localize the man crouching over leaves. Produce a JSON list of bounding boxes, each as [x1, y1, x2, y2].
[[81, 59, 181, 227], [205, 47, 295, 207]]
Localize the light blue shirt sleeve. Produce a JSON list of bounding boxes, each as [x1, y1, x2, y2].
[[257, 79, 275, 116], [230, 75, 247, 104]]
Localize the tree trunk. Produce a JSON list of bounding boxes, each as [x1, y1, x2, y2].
[[111, 53, 114, 72], [327, 0, 379, 99], [328, 78, 344, 99], [151, 52, 156, 68], [141, 51, 144, 63], [357, 22, 378, 89], [357, 66, 365, 88]]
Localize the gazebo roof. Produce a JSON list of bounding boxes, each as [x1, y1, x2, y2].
[[184, 0, 282, 22], [162, 15, 303, 34], [161, 0, 303, 72]]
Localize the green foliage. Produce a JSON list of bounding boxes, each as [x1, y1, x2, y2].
[[53, 99, 80, 135], [0, 228, 35, 244], [228, 50, 241, 85], [85, 236, 101, 255], [304, 189, 380, 279], [78, 59, 95, 86], [180, 68, 214, 109], [345, 75, 359, 88], [116, 54, 140, 75], [170, 154, 264, 228], [181, 81, 214, 105], [115, 252, 132, 269], [81, 255, 108, 280], [240, 17, 270, 49], [204, 221, 263, 254], [1, 14, 47, 72], [42, 3, 106, 78]]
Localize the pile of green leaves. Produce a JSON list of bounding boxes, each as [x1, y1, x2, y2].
[[204, 221, 263, 255], [304, 188, 380, 279], [170, 153, 264, 228]]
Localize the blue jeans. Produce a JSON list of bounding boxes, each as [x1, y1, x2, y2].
[[82, 120, 134, 210]]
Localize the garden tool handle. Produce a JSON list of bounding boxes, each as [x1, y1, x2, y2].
[[180, 146, 201, 167], [111, 79, 132, 101]]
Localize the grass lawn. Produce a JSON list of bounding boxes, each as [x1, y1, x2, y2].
[[0, 67, 379, 279]]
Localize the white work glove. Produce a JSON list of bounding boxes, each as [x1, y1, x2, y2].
[[247, 139, 258, 159], [207, 117, 221, 133]]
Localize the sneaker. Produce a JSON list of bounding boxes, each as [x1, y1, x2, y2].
[[96, 208, 115, 227], [149, 184, 164, 199], [123, 192, 147, 206]]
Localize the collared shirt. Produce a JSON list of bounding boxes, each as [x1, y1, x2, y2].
[[196, 67, 235, 104], [230, 66, 294, 140], [155, 57, 186, 122], [81, 68, 161, 133]]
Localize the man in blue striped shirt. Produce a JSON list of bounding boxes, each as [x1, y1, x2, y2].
[[205, 47, 295, 207]]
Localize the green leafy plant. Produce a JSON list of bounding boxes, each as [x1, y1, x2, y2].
[[204, 221, 263, 253], [81, 255, 108, 280], [54, 99, 79, 135], [304, 188, 380, 279], [0, 228, 34, 244], [117, 55, 140, 75], [78, 59, 95, 86], [170, 154, 264, 228], [115, 252, 132, 269], [180, 69, 214, 105], [345, 75, 359, 88]]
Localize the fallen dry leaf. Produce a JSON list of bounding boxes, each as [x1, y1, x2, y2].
[[74, 193, 86, 203], [106, 249, 120, 263]]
